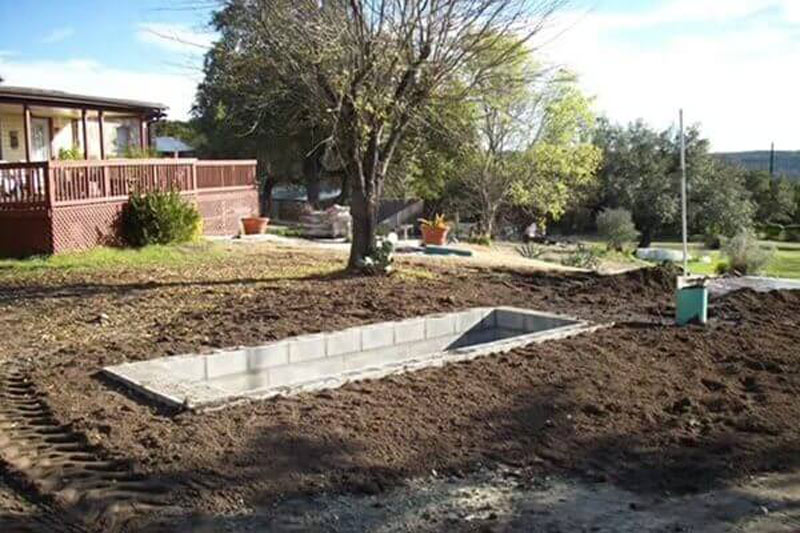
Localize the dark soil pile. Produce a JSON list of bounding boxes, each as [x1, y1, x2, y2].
[[0, 249, 797, 527]]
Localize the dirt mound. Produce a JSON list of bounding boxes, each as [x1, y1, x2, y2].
[[0, 365, 176, 531], [0, 250, 796, 526]]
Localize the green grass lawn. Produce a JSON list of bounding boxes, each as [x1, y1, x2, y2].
[[652, 241, 800, 279], [0, 242, 227, 274]]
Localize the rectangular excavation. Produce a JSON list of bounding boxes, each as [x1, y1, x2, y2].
[[104, 307, 602, 410]]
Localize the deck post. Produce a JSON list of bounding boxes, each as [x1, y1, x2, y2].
[[98, 110, 105, 160], [81, 109, 89, 160], [23, 105, 32, 162], [139, 118, 147, 151], [44, 162, 55, 207]]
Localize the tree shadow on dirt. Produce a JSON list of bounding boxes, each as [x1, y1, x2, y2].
[[146, 380, 800, 531], [0, 269, 365, 304]]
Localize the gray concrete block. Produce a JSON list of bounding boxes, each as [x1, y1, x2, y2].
[[394, 318, 425, 343], [343, 343, 411, 371], [524, 315, 571, 332], [269, 356, 346, 387], [208, 370, 270, 393], [456, 308, 490, 333], [496, 309, 525, 331], [425, 314, 456, 339], [326, 328, 360, 357], [288, 334, 326, 363], [164, 356, 208, 381], [205, 350, 248, 379], [361, 323, 395, 351], [247, 342, 289, 370]]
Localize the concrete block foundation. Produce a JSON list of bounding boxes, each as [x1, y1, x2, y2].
[[103, 307, 605, 411]]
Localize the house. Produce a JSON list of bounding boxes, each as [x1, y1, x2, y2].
[[0, 86, 164, 162], [0, 86, 259, 256], [155, 136, 195, 158]]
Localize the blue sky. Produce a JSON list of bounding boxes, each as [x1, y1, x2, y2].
[[1, 0, 799, 151]]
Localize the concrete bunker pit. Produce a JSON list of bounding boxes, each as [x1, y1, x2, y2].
[[104, 307, 603, 410]]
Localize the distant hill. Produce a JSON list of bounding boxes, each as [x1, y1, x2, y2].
[[715, 151, 800, 180]]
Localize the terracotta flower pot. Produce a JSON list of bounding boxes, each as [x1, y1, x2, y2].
[[241, 217, 270, 235], [421, 225, 449, 246]]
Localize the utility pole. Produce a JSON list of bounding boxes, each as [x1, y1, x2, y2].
[[769, 142, 775, 176], [679, 110, 689, 276]]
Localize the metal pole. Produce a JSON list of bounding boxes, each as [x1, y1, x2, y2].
[[680, 109, 689, 276]]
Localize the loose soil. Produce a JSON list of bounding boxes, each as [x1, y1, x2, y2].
[[0, 245, 798, 531]]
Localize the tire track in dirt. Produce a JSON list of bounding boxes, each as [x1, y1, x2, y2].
[[0, 364, 175, 531]]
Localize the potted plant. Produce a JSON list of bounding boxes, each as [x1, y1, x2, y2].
[[241, 216, 270, 235], [419, 214, 450, 246]]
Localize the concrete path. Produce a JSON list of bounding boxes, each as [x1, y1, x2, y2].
[[180, 466, 800, 532], [708, 276, 800, 297]]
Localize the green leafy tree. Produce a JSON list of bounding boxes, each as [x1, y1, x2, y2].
[[593, 120, 752, 247], [452, 39, 599, 239], [216, 0, 566, 270], [689, 162, 754, 245], [768, 177, 797, 224], [194, 3, 334, 212], [152, 120, 205, 151], [593, 119, 677, 247], [596, 207, 639, 252]]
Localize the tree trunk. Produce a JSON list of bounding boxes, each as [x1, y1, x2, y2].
[[348, 182, 379, 270], [304, 144, 324, 208], [256, 154, 273, 217], [638, 227, 653, 248]]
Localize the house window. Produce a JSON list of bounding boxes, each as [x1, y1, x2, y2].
[[71, 119, 80, 149], [116, 125, 131, 155], [9, 131, 19, 150]]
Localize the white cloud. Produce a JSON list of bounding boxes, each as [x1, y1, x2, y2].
[[136, 22, 216, 54], [41, 27, 75, 44], [540, 2, 800, 151], [0, 56, 200, 120]]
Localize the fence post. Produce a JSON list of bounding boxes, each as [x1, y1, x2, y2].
[[191, 160, 198, 192]]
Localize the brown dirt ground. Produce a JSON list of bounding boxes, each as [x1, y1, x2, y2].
[[1, 245, 799, 529]]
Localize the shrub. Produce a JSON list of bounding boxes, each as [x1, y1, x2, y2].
[[561, 243, 602, 270], [596, 208, 639, 252], [718, 228, 774, 275], [516, 243, 544, 260], [761, 222, 785, 241], [784, 224, 800, 243], [58, 146, 82, 160], [122, 190, 202, 247], [356, 236, 395, 275], [468, 234, 492, 246]]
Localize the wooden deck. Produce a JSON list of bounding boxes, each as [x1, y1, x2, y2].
[[0, 159, 258, 256]]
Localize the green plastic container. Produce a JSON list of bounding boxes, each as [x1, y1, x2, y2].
[[676, 286, 708, 326]]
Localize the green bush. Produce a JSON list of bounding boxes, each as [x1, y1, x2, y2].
[[58, 146, 82, 160], [784, 224, 800, 243], [122, 190, 202, 247], [761, 222, 785, 241], [596, 208, 639, 252], [516, 243, 544, 260], [718, 228, 774, 275], [561, 243, 602, 270]]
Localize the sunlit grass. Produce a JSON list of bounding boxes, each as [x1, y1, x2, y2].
[[0, 242, 226, 272], [652, 242, 800, 279]]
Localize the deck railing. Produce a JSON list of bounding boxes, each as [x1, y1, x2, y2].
[[196, 160, 258, 189], [0, 159, 257, 208], [0, 163, 48, 208]]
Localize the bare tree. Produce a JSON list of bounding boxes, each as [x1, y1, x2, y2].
[[226, 0, 565, 270]]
